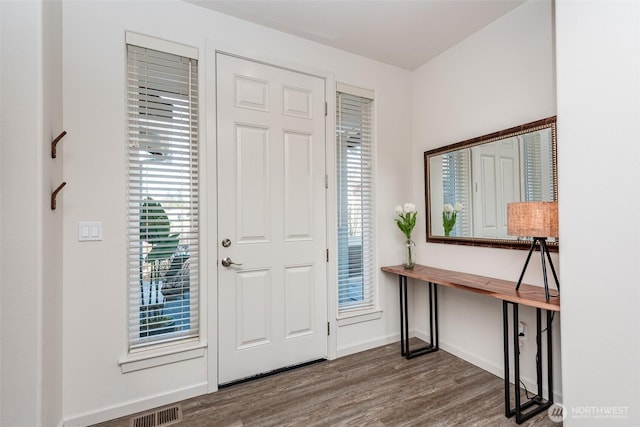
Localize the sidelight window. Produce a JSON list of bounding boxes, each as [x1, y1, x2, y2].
[[126, 33, 199, 349], [336, 84, 375, 312], [522, 131, 555, 202], [441, 149, 471, 237]]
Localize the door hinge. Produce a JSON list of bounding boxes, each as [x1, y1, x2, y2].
[[325, 174, 328, 189], [325, 102, 328, 117], [327, 321, 330, 336], [326, 248, 329, 262]]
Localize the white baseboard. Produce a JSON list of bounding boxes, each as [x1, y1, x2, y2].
[[413, 330, 562, 403], [413, 330, 504, 377], [336, 332, 400, 358], [63, 382, 208, 427]]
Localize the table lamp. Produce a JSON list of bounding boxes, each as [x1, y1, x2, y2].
[[507, 201, 559, 301]]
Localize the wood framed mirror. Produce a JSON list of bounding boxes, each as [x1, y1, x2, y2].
[[424, 116, 558, 251]]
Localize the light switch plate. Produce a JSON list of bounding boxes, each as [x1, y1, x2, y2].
[[79, 221, 103, 241]]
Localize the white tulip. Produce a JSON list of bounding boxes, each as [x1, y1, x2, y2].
[[394, 205, 404, 215], [403, 202, 416, 213], [454, 202, 463, 212], [443, 203, 454, 213]]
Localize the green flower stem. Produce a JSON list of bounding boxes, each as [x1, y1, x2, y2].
[[443, 211, 457, 236], [407, 241, 414, 266], [395, 212, 417, 240]]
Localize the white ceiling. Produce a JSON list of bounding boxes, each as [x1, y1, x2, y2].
[[186, 0, 525, 70]]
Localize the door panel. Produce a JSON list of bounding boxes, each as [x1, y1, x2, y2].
[[284, 265, 314, 338], [236, 124, 270, 243], [480, 155, 497, 230], [236, 269, 271, 349], [217, 53, 327, 385], [284, 131, 314, 240]]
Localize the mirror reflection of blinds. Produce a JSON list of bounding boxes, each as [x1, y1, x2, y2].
[[126, 41, 199, 349], [442, 150, 471, 237], [336, 88, 375, 312], [522, 132, 542, 201]]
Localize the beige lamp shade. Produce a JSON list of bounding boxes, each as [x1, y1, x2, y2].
[[507, 201, 558, 238]]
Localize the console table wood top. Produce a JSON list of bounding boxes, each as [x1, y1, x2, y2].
[[381, 264, 560, 312]]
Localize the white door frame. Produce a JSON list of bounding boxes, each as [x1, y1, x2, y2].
[[205, 41, 338, 393]]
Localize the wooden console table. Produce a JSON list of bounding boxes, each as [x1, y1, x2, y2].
[[381, 264, 560, 424]]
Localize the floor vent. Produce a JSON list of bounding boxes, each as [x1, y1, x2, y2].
[[130, 404, 182, 427]]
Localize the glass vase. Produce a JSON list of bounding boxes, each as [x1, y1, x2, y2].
[[403, 239, 415, 270]]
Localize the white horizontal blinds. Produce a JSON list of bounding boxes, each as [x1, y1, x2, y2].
[[442, 149, 471, 237], [522, 132, 543, 201], [336, 86, 375, 312], [522, 131, 554, 202], [126, 42, 199, 349]]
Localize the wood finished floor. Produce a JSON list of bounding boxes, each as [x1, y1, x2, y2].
[[94, 340, 560, 427]]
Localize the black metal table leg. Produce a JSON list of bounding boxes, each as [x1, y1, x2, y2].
[[399, 275, 407, 356], [503, 301, 555, 424], [536, 308, 543, 398], [431, 282, 439, 349], [547, 309, 554, 407], [397, 275, 439, 359], [503, 301, 511, 418], [513, 303, 522, 420]]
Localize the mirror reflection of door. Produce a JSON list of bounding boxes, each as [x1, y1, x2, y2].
[[425, 117, 557, 248], [434, 127, 555, 240], [471, 138, 521, 238]]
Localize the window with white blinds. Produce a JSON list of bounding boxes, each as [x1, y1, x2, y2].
[[522, 131, 554, 202], [336, 85, 375, 312], [126, 36, 199, 349], [442, 149, 471, 237]]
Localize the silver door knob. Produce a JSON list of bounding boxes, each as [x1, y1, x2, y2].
[[221, 257, 243, 267]]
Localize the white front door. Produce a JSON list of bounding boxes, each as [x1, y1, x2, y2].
[[216, 53, 327, 385], [471, 137, 521, 238]]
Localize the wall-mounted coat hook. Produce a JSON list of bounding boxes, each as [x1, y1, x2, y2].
[[51, 130, 67, 158], [51, 182, 67, 210]]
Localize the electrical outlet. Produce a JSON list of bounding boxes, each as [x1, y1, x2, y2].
[[518, 321, 528, 342]]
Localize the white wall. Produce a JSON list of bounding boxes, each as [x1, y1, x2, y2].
[[411, 0, 561, 398], [1, 1, 43, 426], [0, 0, 3, 419], [62, 1, 411, 424], [556, 1, 640, 425], [0, 2, 3, 423], [0, 0, 63, 425], [42, 0, 65, 424]]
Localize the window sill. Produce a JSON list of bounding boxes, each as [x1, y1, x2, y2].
[[119, 342, 207, 373], [337, 309, 382, 327]]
